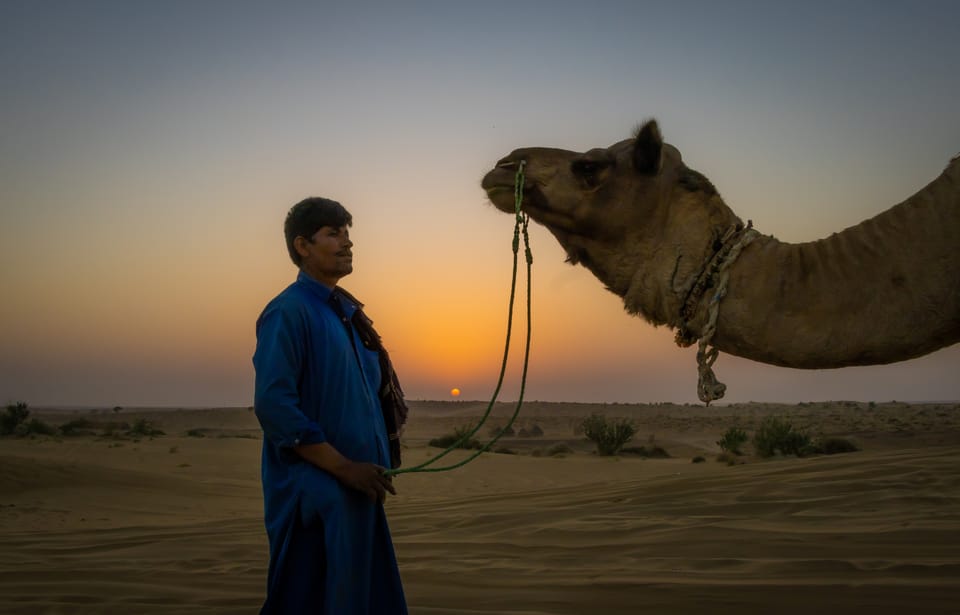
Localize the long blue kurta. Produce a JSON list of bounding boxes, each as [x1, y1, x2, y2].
[[253, 271, 407, 614]]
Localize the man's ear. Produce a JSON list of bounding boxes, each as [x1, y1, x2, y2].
[[293, 235, 311, 258], [632, 119, 662, 174]]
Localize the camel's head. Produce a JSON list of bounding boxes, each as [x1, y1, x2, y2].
[[482, 119, 737, 323], [481, 120, 710, 267]]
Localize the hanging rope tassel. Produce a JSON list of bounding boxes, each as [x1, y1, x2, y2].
[[694, 225, 759, 405], [385, 161, 532, 476]]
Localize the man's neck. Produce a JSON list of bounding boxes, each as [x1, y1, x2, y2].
[[300, 267, 340, 290]]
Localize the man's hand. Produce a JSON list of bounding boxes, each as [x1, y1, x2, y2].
[[293, 441, 397, 503], [331, 461, 396, 503]]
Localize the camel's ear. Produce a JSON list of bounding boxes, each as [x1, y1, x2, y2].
[[632, 119, 662, 175]]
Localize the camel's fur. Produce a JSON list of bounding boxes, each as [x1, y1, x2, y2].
[[481, 120, 960, 369]]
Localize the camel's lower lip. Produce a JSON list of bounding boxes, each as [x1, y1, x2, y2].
[[483, 185, 513, 197], [485, 184, 535, 214]]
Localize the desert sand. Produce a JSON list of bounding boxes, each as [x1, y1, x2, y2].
[[2, 400, 959, 614]]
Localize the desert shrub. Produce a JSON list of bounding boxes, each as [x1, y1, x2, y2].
[[186, 428, 207, 438], [692, 455, 706, 463], [428, 424, 482, 450], [59, 418, 96, 436], [1, 401, 30, 435], [128, 418, 164, 438], [488, 424, 515, 437], [717, 427, 749, 455], [16, 417, 57, 437], [817, 437, 860, 455], [752, 417, 811, 458], [580, 414, 637, 456]]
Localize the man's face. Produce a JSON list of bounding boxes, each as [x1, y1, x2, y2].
[[295, 225, 353, 287]]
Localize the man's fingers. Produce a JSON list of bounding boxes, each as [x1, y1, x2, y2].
[[379, 474, 397, 495], [343, 463, 395, 501]]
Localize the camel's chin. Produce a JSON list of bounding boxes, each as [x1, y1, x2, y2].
[[483, 190, 517, 214]]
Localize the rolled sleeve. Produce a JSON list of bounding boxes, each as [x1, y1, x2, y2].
[[253, 299, 327, 449]]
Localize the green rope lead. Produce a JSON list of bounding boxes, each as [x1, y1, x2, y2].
[[385, 161, 532, 476]]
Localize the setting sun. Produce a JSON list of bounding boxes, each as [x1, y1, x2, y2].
[[450, 388, 461, 397]]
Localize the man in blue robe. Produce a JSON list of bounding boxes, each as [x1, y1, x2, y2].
[[253, 197, 408, 614]]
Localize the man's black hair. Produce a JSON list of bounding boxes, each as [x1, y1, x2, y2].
[[284, 197, 353, 265]]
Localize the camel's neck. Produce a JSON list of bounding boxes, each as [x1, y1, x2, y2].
[[617, 190, 747, 331], [700, 159, 960, 368]]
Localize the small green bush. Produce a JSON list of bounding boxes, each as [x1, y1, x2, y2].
[[1, 402, 30, 435], [753, 417, 811, 458], [59, 418, 96, 436], [16, 417, 57, 437], [580, 414, 637, 456], [428, 424, 482, 450], [128, 418, 164, 438], [717, 426, 749, 455]]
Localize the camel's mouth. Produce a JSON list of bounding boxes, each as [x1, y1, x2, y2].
[[482, 161, 542, 215], [482, 161, 584, 240]]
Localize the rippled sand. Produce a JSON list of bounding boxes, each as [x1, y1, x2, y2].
[[2, 401, 958, 614]]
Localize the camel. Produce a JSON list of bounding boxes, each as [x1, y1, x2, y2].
[[481, 119, 960, 401]]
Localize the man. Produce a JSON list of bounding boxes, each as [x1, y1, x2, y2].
[[253, 197, 408, 614]]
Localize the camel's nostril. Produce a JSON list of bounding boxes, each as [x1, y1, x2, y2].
[[496, 159, 517, 169]]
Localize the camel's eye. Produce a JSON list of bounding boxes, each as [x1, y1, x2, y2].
[[571, 158, 610, 188]]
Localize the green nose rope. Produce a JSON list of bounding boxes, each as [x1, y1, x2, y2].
[[384, 161, 532, 476]]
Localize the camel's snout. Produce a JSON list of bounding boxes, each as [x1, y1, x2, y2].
[[482, 159, 525, 214]]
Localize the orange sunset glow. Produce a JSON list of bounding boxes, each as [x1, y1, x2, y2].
[[1, 2, 958, 407]]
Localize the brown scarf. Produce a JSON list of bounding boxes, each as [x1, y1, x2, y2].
[[334, 288, 409, 469]]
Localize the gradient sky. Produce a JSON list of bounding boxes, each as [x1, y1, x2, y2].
[[2, 0, 959, 407]]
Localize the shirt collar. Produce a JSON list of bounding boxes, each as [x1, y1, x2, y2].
[[297, 270, 358, 317], [296, 269, 334, 302]]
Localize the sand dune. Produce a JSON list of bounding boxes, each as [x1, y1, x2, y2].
[[1, 402, 958, 614]]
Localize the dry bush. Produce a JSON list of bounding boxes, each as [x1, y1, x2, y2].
[[580, 414, 637, 456]]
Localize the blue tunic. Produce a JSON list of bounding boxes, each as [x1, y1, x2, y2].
[[253, 271, 407, 614]]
